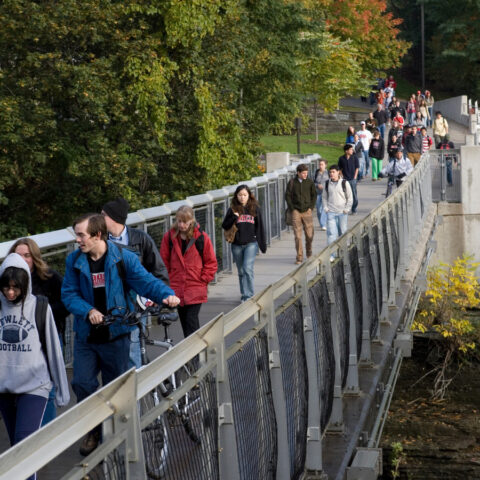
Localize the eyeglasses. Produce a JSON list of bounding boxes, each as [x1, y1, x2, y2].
[[2, 286, 21, 294]]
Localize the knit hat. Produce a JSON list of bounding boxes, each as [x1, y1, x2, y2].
[[102, 197, 129, 225]]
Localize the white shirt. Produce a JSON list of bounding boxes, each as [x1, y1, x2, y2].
[[356, 129, 373, 151]]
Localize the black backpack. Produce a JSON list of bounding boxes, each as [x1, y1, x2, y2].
[[325, 179, 347, 195], [35, 295, 50, 367]]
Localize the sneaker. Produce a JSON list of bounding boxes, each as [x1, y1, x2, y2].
[[295, 260, 302, 265], [321, 227, 327, 231], [79, 431, 100, 456]]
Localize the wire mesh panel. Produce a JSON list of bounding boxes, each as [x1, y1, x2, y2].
[[332, 260, 350, 389], [194, 206, 209, 235], [140, 372, 219, 480], [349, 246, 363, 359], [363, 235, 379, 338], [214, 200, 229, 273], [257, 185, 269, 241], [269, 182, 280, 239], [419, 182, 424, 217], [381, 216, 391, 296], [146, 219, 169, 248], [390, 208, 399, 277], [372, 225, 383, 317], [278, 177, 287, 231], [276, 301, 308, 479], [80, 448, 126, 480], [308, 278, 335, 432], [228, 329, 277, 480]]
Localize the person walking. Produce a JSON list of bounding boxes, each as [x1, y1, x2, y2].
[[425, 90, 434, 127], [369, 129, 385, 181], [62, 213, 179, 456], [324, 165, 353, 246], [314, 159, 329, 230], [356, 121, 373, 177], [222, 185, 267, 302], [338, 144, 359, 214], [0, 253, 69, 480], [285, 164, 316, 264], [101, 197, 169, 368], [405, 124, 423, 166], [433, 111, 449, 148], [373, 104, 389, 139], [8, 238, 69, 426], [161, 206, 218, 335]]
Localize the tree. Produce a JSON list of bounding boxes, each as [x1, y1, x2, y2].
[[412, 255, 480, 400]]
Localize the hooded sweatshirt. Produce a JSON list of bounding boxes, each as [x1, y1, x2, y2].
[[0, 253, 70, 406]]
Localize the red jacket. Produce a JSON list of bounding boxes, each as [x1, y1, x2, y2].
[[160, 226, 217, 306]]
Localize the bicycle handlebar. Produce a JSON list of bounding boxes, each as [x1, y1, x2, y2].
[[101, 304, 179, 327]]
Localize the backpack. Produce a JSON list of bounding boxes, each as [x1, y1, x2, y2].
[[35, 295, 50, 367], [168, 228, 205, 264], [325, 179, 347, 195]]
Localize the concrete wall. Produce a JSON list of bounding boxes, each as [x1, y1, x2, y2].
[[434, 95, 469, 127], [304, 108, 369, 134], [431, 145, 480, 276]]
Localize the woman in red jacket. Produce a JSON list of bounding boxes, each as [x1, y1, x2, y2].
[[160, 206, 218, 337]]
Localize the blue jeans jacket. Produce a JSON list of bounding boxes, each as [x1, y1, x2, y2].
[[62, 241, 175, 342]]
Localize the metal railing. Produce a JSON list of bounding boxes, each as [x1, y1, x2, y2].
[[0, 150, 437, 480], [429, 148, 461, 202]]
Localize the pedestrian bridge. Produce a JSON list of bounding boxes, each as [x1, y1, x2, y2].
[[0, 98, 477, 480]]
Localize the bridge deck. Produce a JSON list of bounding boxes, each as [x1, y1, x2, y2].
[[0, 118, 468, 479]]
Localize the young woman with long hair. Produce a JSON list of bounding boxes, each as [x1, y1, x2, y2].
[[160, 206, 217, 337], [0, 254, 69, 479], [222, 185, 267, 302], [8, 238, 70, 425]]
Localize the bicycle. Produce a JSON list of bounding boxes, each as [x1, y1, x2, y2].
[[97, 302, 203, 479]]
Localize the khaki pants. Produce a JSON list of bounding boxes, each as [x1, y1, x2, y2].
[[408, 152, 421, 166], [292, 209, 314, 262]]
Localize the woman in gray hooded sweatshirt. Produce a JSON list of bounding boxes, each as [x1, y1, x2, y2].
[[0, 253, 69, 470]]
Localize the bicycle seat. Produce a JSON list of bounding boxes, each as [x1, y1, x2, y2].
[[154, 306, 179, 326]]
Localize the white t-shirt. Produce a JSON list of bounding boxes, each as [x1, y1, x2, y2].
[[356, 129, 373, 151]]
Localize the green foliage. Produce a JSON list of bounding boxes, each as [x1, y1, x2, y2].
[[0, 0, 408, 240], [390, 442, 404, 479]]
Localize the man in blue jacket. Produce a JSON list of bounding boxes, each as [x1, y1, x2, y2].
[[62, 213, 179, 456]]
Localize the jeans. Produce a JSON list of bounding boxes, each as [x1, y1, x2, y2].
[[326, 212, 348, 245], [316, 194, 326, 228], [72, 335, 130, 403], [0, 393, 47, 480], [427, 107, 433, 127], [358, 154, 366, 179], [408, 112, 416, 125], [363, 151, 370, 176], [378, 123, 386, 139], [41, 335, 63, 426], [348, 179, 358, 213], [232, 242, 259, 301], [446, 158, 453, 185]]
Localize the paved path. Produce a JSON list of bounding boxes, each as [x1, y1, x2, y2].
[[0, 115, 468, 479]]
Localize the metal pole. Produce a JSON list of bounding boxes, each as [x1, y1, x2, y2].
[[295, 117, 302, 154], [421, 2, 425, 91]]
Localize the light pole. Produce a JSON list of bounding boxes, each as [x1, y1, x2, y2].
[[421, 1, 425, 91]]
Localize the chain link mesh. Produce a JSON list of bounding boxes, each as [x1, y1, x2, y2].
[[146, 219, 169, 249], [363, 235, 379, 338], [269, 182, 279, 239], [349, 246, 363, 359], [228, 328, 277, 480], [332, 260, 350, 389], [140, 372, 219, 480], [276, 300, 308, 479], [381, 216, 391, 296], [372, 225, 383, 317], [308, 278, 335, 432], [390, 208, 400, 277]]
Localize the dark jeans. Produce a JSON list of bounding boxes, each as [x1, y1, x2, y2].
[[348, 179, 358, 213], [72, 335, 130, 403], [0, 393, 47, 480], [178, 303, 202, 338]]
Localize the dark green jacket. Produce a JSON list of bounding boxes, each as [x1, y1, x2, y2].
[[285, 176, 316, 213]]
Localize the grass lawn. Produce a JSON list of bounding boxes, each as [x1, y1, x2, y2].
[[260, 131, 346, 165]]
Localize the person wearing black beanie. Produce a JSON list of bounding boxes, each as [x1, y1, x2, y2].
[[102, 198, 129, 225]]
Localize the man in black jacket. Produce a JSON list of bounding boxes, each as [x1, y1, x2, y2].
[[285, 164, 317, 264], [404, 125, 423, 167], [102, 197, 170, 367]]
